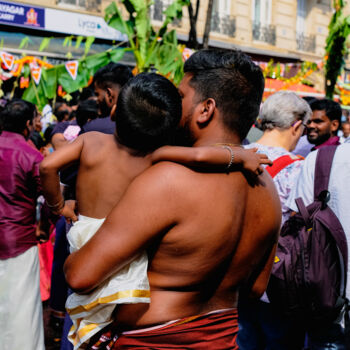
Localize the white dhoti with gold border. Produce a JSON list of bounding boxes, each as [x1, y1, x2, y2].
[[66, 215, 150, 350]]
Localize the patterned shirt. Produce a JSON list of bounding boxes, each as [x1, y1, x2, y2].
[[245, 143, 304, 225]]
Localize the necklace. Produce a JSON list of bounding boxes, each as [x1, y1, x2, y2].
[[211, 143, 243, 148]]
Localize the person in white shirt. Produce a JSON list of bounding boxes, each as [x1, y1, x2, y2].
[[287, 143, 350, 350], [339, 122, 350, 143]]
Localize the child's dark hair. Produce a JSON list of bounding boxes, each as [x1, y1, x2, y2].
[[115, 73, 182, 153]]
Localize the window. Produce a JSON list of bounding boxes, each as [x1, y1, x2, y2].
[[252, 0, 275, 44], [253, 0, 272, 25], [296, 0, 306, 33], [56, 0, 101, 12], [150, 0, 175, 22], [213, 0, 230, 15], [211, 0, 235, 37]]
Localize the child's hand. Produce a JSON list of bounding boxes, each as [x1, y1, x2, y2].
[[240, 148, 272, 176], [59, 200, 78, 224]]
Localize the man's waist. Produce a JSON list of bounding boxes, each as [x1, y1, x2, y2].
[[120, 308, 238, 335], [114, 289, 239, 329], [0, 226, 37, 259]]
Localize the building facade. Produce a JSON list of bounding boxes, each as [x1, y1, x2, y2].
[[1, 1, 349, 74]]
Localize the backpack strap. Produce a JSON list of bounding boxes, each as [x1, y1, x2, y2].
[[313, 145, 348, 299], [314, 145, 338, 199], [266, 155, 303, 178]]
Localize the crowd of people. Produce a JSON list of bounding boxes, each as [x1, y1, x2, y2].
[[0, 48, 350, 350]]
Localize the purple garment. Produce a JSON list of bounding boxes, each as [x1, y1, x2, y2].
[[81, 117, 115, 135], [0, 131, 43, 259], [312, 136, 340, 151], [292, 135, 313, 158], [52, 120, 78, 136]]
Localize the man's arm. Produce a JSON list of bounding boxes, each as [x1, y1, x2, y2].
[[39, 134, 84, 217], [64, 163, 179, 293], [51, 133, 69, 150], [249, 241, 278, 298]]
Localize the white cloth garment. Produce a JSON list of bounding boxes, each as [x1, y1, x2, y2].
[[287, 143, 350, 299], [0, 245, 45, 350], [66, 215, 150, 350]]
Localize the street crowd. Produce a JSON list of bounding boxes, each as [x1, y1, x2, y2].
[[1, 49, 350, 350]]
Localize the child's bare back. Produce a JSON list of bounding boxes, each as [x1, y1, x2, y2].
[[76, 132, 151, 218]]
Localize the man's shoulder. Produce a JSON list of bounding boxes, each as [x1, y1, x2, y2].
[[140, 161, 194, 183], [132, 161, 198, 197]]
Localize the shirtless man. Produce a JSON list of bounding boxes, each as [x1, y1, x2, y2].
[[64, 50, 281, 349], [41, 72, 267, 348]]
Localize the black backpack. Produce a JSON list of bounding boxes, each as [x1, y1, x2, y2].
[[266, 146, 348, 326]]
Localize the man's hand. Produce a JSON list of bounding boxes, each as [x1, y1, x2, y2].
[[36, 220, 50, 244], [59, 200, 78, 224], [239, 148, 272, 176]]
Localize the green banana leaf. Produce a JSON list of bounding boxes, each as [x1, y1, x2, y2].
[[57, 62, 90, 94], [109, 48, 126, 63], [22, 79, 48, 110], [42, 68, 57, 99]]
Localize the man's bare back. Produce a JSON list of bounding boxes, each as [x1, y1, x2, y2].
[[66, 160, 280, 328]]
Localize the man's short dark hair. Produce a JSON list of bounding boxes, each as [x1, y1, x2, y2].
[[184, 49, 265, 140], [115, 73, 182, 153], [310, 99, 342, 123], [93, 63, 133, 90], [0, 99, 35, 134]]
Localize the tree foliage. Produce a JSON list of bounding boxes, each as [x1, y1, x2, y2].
[[105, 0, 190, 84], [325, 0, 350, 98]]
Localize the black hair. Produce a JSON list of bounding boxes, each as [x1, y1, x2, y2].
[[54, 102, 70, 122], [115, 73, 182, 153], [184, 49, 265, 140], [0, 99, 36, 134], [309, 98, 342, 123], [79, 86, 95, 101], [43, 124, 55, 144], [93, 63, 133, 90], [302, 96, 318, 105], [76, 99, 99, 128]]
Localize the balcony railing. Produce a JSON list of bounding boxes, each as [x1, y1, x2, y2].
[[252, 23, 276, 45], [57, 0, 101, 12], [211, 12, 236, 37], [296, 33, 316, 53], [150, 0, 181, 26]]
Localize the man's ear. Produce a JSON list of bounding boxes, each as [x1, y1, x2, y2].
[[106, 87, 114, 104], [110, 104, 117, 121], [330, 119, 340, 134], [291, 120, 302, 135], [197, 98, 216, 125]]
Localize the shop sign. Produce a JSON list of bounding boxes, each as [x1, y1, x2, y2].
[[0, 1, 44, 28], [45, 8, 126, 41]]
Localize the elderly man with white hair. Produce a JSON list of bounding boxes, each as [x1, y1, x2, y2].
[[238, 91, 312, 350]]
